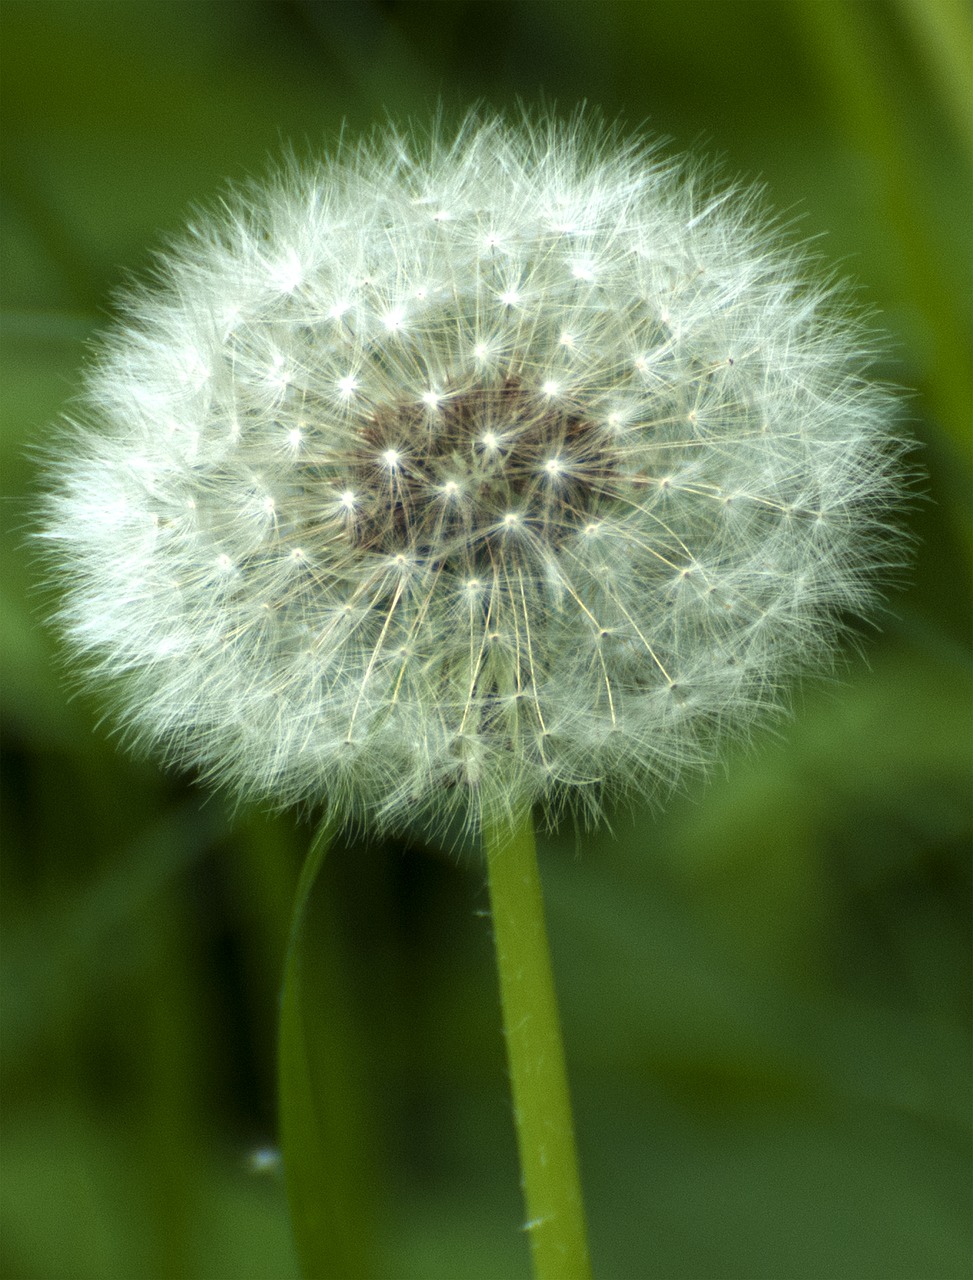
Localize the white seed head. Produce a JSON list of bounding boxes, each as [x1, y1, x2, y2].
[[41, 113, 907, 835]]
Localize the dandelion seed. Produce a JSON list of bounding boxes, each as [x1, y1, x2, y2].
[[245, 1146, 282, 1176], [40, 112, 907, 835]]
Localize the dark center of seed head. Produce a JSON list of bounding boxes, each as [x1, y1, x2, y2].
[[344, 377, 618, 570]]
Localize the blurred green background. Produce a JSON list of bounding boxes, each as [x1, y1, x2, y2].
[[2, 2, 970, 1278]]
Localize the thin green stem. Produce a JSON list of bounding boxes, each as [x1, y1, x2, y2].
[[279, 824, 372, 1280], [484, 810, 592, 1280]]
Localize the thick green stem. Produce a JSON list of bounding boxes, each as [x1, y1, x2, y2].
[[484, 810, 592, 1280]]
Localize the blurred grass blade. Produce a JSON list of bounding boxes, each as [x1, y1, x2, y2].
[[792, 0, 973, 472], [278, 826, 372, 1280], [896, 0, 973, 159]]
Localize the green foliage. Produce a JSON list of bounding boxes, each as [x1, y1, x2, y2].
[[2, 2, 969, 1277]]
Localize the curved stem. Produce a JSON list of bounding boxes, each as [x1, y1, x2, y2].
[[279, 824, 372, 1279], [484, 810, 592, 1280]]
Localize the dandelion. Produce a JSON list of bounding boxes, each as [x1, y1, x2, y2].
[[43, 114, 902, 838], [41, 112, 906, 1280], [42, 114, 903, 838]]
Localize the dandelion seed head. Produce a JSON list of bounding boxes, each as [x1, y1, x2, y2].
[[41, 112, 907, 836]]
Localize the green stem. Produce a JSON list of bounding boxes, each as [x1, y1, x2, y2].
[[484, 810, 592, 1280], [279, 824, 372, 1280]]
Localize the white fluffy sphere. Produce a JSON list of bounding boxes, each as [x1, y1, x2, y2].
[[43, 114, 905, 833]]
